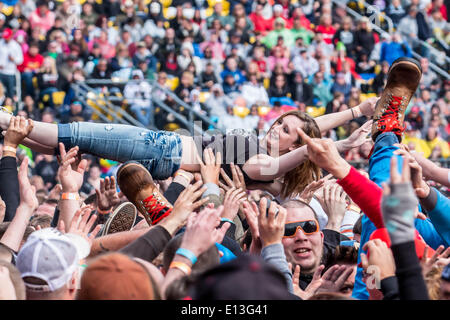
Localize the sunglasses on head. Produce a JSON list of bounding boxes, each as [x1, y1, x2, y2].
[[283, 220, 319, 238]]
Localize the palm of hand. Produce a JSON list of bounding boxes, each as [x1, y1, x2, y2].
[[58, 167, 83, 192]]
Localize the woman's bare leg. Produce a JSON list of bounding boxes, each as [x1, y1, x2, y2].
[[21, 138, 55, 154], [179, 135, 201, 172], [0, 113, 58, 147]]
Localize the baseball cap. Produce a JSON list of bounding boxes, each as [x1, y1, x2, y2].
[[411, 106, 420, 113], [2, 28, 13, 40], [77, 253, 156, 300], [273, 4, 283, 12], [16, 228, 90, 292]]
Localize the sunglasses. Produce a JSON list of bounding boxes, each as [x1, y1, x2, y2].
[[283, 220, 319, 238]]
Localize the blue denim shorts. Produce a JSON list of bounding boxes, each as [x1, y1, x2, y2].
[[58, 122, 182, 180]]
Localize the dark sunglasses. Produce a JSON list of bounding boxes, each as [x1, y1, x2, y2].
[[283, 220, 319, 238]]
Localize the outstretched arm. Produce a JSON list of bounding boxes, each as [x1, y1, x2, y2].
[[314, 98, 378, 134], [243, 121, 372, 182]]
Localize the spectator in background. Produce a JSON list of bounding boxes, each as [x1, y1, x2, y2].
[[386, 0, 407, 27], [290, 71, 314, 109], [315, 14, 336, 45], [28, 1, 55, 35], [380, 32, 412, 65], [405, 106, 425, 132], [18, 42, 43, 99], [36, 57, 59, 109], [59, 100, 90, 124], [90, 58, 112, 80], [241, 73, 269, 107], [124, 70, 153, 127], [353, 17, 376, 60], [0, 28, 23, 99], [331, 72, 352, 101], [312, 71, 333, 106], [419, 58, 438, 90]]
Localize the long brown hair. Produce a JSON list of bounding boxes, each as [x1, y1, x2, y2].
[[267, 110, 322, 198]]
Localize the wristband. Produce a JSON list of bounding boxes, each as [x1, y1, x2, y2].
[[347, 204, 361, 214], [351, 108, 356, 119], [176, 248, 198, 265], [3, 146, 17, 153], [61, 192, 80, 201], [174, 171, 192, 184], [169, 261, 192, 275], [220, 217, 235, 225], [97, 207, 111, 215]]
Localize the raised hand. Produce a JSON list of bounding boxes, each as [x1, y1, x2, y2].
[[297, 127, 351, 179], [18, 157, 38, 211], [298, 174, 332, 203], [219, 162, 247, 193], [197, 148, 221, 184], [393, 145, 430, 199], [361, 239, 396, 282], [242, 200, 262, 254], [57, 143, 88, 193], [221, 187, 247, 221], [179, 205, 230, 257], [316, 184, 347, 232], [160, 181, 210, 235], [420, 245, 450, 278], [95, 176, 121, 211], [356, 97, 379, 117], [340, 120, 373, 150], [314, 265, 355, 294], [289, 263, 324, 300], [257, 197, 287, 247], [65, 205, 101, 247], [3, 116, 34, 149]]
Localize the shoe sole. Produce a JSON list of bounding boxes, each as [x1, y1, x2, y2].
[[101, 202, 137, 236], [116, 162, 172, 225]]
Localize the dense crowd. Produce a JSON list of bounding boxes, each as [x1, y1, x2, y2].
[[0, 0, 449, 302]]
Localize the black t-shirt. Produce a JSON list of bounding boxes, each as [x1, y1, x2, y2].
[[198, 129, 274, 185]]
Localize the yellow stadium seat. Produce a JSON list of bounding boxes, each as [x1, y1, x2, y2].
[[263, 78, 270, 89], [375, 64, 381, 74], [32, 76, 38, 88], [306, 106, 326, 118], [42, 94, 49, 103], [161, 0, 172, 8], [233, 106, 250, 118], [1, 6, 13, 16], [52, 91, 66, 106], [199, 91, 210, 103], [166, 77, 179, 91], [360, 93, 377, 101], [204, 8, 214, 17], [165, 123, 180, 131], [258, 105, 271, 117]]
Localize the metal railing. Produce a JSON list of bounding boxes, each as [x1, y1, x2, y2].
[[336, 0, 450, 80], [71, 78, 225, 137]]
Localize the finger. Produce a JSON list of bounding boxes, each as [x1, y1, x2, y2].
[[440, 247, 450, 259], [296, 127, 315, 148], [19, 116, 26, 131], [234, 165, 246, 188], [215, 151, 222, 167], [79, 206, 92, 229], [421, 245, 429, 262], [335, 266, 354, 288], [220, 168, 233, 187], [390, 156, 401, 184], [230, 163, 240, 186], [381, 182, 391, 196], [27, 119, 34, 134], [83, 213, 98, 234], [35, 225, 42, 231], [70, 208, 83, 230], [293, 265, 301, 286], [321, 265, 338, 281], [18, 156, 29, 181], [57, 220, 65, 233], [192, 196, 210, 210], [203, 147, 211, 165], [312, 265, 325, 281], [360, 253, 369, 271], [416, 212, 427, 220], [100, 178, 106, 194], [218, 181, 230, 191], [401, 155, 411, 183], [77, 159, 88, 174], [13, 115, 19, 129], [110, 175, 117, 190], [196, 152, 205, 166], [59, 143, 67, 159], [431, 245, 445, 262], [191, 186, 208, 201], [89, 224, 102, 240]]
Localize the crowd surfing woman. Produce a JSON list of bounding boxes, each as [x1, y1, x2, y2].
[[0, 98, 376, 199]]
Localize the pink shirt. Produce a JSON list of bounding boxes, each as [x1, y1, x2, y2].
[[29, 9, 55, 33]]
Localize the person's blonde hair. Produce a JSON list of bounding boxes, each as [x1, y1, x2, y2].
[[267, 111, 322, 198], [425, 266, 443, 300]]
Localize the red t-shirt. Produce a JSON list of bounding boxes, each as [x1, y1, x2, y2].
[[315, 25, 336, 44], [18, 53, 44, 73]]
